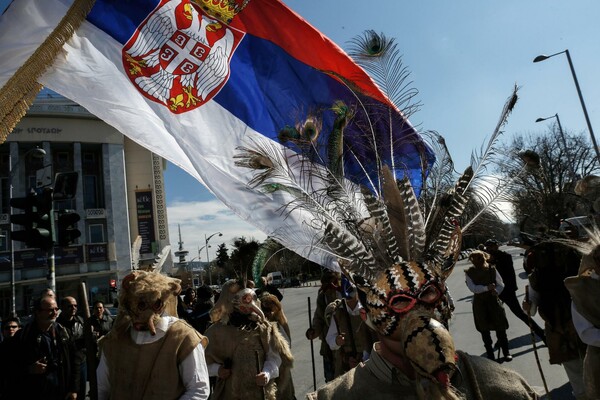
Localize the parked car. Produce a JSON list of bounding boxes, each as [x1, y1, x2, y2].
[[281, 277, 300, 288], [559, 216, 594, 238], [266, 271, 284, 287]]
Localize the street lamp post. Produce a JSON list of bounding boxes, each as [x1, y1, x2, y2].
[[197, 244, 209, 285], [534, 49, 600, 161], [205, 232, 222, 286], [8, 147, 46, 317], [535, 113, 577, 181]]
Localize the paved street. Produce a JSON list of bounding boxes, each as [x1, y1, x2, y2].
[[281, 245, 574, 399]]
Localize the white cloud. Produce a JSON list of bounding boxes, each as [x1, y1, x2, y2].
[[167, 199, 267, 260]]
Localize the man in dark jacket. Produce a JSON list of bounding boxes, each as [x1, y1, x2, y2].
[[57, 296, 87, 399], [88, 300, 114, 369], [10, 295, 79, 400], [485, 239, 545, 342]]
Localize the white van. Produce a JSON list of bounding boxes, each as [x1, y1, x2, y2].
[[266, 271, 284, 287]]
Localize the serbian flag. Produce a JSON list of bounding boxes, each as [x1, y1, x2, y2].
[[0, 0, 433, 267]]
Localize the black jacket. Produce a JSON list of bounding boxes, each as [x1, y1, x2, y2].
[[10, 321, 80, 400]]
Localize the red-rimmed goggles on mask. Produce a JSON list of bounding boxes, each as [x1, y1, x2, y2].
[[387, 281, 445, 315]]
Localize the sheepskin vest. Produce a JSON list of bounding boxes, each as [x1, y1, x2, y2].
[[102, 319, 202, 400]]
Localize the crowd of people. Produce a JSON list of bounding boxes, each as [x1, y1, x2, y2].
[[0, 237, 598, 400]]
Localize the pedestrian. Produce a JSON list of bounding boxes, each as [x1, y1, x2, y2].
[[0, 316, 20, 339], [97, 270, 210, 399], [189, 284, 214, 334], [522, 240, 586, 399], [305, 270, 341, 383], [565, 238, 600, 400], [465, 250, 512, 362], [177, 286, 197, 323], [89, 300, 114, 339], [89, 300, 114, 367], [325, 284, 375, 378], [57, 296, 87, 400], [10, 295, 80, 400], [204, 279, 293, 400], [0, 316, 20, 398], [485, 239, 546, 342]]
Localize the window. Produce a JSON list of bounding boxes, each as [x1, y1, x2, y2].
[[55, 151, 72, 172], [89, 224, 105, 243], [0, 228, 7, 251], [83, 175, 99, 209], [0, 177, 8, 215]]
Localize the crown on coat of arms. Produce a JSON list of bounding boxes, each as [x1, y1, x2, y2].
[[192, 0, 250, 23]]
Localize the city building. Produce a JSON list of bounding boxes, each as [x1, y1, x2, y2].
[[0, 92, 173, 316]]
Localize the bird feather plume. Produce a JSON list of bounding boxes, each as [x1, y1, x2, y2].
[[348, 30, 422, 119], [152, 244, 171, 274], [131, 235, 142, 270], [467, 85, 519, 193], [235, 30, 528, 289], [252, 238, 283, 286], [419, 131, 455, 227]]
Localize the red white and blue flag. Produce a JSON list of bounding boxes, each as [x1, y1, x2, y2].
[[0, 0, 432, 267]]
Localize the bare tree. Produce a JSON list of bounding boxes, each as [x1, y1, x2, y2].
[[498, 127, 599, 230]]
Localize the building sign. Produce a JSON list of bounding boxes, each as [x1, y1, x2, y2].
[[86, 243, 108, 262], [136, 190, 156, 254], [0, 246, 86, 270], [55, 246, 84, 266]]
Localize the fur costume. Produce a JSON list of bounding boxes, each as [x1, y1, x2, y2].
[[100, 271, 208, 399], [260, 292, 292, 341], [205, 279, 293, 400], [260, 292, 296, 400], [308, 347, 537, 400], [564, 243, 600, 400]]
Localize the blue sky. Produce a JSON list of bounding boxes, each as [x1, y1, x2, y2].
[[3, 0, 600, 259]]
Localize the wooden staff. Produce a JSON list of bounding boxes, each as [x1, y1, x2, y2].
[[79, 282, 98, 400], [525, 285, 551, 399], [308, 296, 316, 391], [255, 350, 265, 400]]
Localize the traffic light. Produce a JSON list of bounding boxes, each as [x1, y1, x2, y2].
[[10, 190, 54, 250], [56, 209, 81, 246], [10, 193, 36, 245], [110, 279, 117, 292]]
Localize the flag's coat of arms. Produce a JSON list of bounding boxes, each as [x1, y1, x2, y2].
[[123, 0, 244, 113]]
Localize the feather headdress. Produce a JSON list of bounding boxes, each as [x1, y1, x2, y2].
[[238, 31, 533, 392]]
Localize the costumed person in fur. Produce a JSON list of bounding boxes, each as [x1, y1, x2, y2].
[[97, 270, 210, 400], [260, 292, 296, 399], [260, 292, 292, 344], [465, 250, 511, 362], [522, 237, 587, 399], [325, 283, 376, 378], [564, 229, 600, 400], [306, 270, 342, 382], [204, 279, 294, 400], [235, 31, 539, 399]]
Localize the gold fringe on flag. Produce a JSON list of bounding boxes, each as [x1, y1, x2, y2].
[[0, 0, 97, 144]]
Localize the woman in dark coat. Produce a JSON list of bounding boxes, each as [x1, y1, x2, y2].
[[465, 250, 511, 362]]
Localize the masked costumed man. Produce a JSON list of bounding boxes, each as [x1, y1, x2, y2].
[[204, 279, 293, 400], [97, 271, 210, 400], [565, 231, 600, 400], [234, 30, 540, 400]]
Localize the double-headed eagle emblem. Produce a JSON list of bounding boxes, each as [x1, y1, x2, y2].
[[123, 0, 245, 113]]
